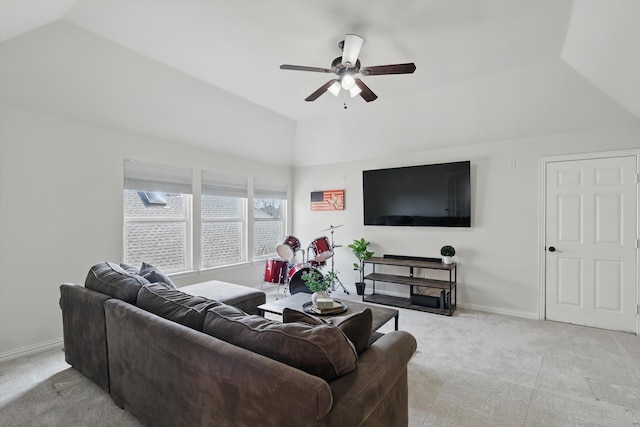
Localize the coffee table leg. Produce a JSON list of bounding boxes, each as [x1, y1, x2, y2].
[[395, 313, 399, 331]]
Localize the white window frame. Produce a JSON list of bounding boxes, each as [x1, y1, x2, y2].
[[200, 171, 249, 269], [123, 192, 193, 274], [201, 195, 248, 269], [253, 198, 287, 260], [123, 160, 193, 274], [253, 178, 288, 261]]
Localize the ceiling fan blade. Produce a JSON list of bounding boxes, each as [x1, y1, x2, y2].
[[360, 63, 416, 76], [341, 34, 364, 67], [355, 78, 378, 102], [280, 64, 333, 73], [305, 79, 339, 102]]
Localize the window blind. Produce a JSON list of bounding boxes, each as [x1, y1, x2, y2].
[[124, 160, 193, 194], [254, 178, 287, 200], [201, 171, 248, 198]]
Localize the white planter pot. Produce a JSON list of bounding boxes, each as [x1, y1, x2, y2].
[[442, 256, 453, 264], [312, 290, 329, 308]]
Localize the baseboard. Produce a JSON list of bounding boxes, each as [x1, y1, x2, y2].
[[457, 301, 539, 320], [0, 337, 64, 363]]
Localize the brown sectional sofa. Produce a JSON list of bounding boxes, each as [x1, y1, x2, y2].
[[59, 262, 417, 426]]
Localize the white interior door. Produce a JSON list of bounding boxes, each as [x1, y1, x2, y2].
[[545, 156, 638, 333]]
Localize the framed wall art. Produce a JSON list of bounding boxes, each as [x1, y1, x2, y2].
[[310, 189, 344, 211]]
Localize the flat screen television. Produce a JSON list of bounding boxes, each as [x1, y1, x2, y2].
[[363, 161, 471, 227]]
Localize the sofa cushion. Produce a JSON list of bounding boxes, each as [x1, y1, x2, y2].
[[136, 284, 220, 330], [180, 280, 265, 314], [283, 308, 373, 355], [139, 262, 176, 289], [202, 304, 357, 381], [85, 262, 150, 304]]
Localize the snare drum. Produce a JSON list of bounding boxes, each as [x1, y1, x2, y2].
[[310, 236, 333, 262], [276, 235, 300, 261], [287, 263, 322, 295], [264, 258, 287, 284]]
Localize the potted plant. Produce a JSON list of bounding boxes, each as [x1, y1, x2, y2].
[[440, 245, 455, 264], [301, 270, 337, 307], [348, 238, 375, 295]]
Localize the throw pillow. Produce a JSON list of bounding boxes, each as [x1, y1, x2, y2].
[[139, 262, 176, 289], [137, 283, 220, 330], [85, 261, 150, 303], [283, 308, 373, 355], [203, 304, 357, 381], [120, 263, 139, 275]]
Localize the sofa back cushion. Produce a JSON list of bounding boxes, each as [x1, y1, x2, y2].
[[85, 262, 150, 304], [283, 308, 373, 355], [136, 284, 220, 330], [202, 304, 357, 381]]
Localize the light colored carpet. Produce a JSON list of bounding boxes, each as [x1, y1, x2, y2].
[[1, 287, 639, 426]]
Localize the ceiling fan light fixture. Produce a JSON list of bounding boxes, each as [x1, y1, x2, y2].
[[349, 86, 362, 97], [328, 81, 341, 97], [280, 33, 416, 104], [341, 74, 356, 90]]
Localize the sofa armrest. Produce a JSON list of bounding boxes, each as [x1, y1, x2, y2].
[[320, 331, 417, 427], [105, 299, 334, 427], [59, 283, 111, 392]]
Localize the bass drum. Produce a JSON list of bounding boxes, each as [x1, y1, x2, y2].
[[287, 264, 322, 295]]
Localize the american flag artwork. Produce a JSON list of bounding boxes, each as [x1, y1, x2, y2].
[[310, 190, 345, 211]]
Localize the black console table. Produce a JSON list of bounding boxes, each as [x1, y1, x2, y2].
[[363, 256, 457, 316]]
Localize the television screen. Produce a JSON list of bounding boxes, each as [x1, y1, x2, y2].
[[363, 161, 471, 227]]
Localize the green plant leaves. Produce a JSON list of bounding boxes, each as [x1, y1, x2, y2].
[[440, 245, 456, 257]]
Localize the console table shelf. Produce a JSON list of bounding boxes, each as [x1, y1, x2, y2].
[[363, 256, 457, 316], [365, 273, 453, 290]]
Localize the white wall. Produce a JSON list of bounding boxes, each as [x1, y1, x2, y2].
[[0, 104, 293, 358], [0, 21, 297, 166], [292, 124, 640, 318], [561, 0, 640, 118]]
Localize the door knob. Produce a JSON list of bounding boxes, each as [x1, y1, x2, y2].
[[548, 246, 563, 253]]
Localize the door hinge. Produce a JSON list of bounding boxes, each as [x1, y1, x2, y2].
[[637, 305, 640, 315]]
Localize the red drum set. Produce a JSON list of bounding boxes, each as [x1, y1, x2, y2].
[[263, 225, 348, 296]]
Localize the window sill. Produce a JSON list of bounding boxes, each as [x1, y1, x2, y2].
[[167, 269, 199, 280], [199, 261, 252, 273]]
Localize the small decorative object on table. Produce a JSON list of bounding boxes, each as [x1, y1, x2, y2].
[[301, 269, 338, 308], [303, 300, 348, 316], [440, 245, 456, 264]]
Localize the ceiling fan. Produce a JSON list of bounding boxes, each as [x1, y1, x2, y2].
[[280, 34, 416, 103]]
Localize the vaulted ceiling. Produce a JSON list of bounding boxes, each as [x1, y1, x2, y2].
[[1, 1, 638, 166]]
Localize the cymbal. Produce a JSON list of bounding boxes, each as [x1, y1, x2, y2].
[[322, 224, 343, 231]]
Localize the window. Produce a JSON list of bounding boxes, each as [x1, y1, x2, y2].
[[201, 171, 248, 269], [253, 179, 287, 259], [123, 160, 193, 273], [123, 162, 289, 271]]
